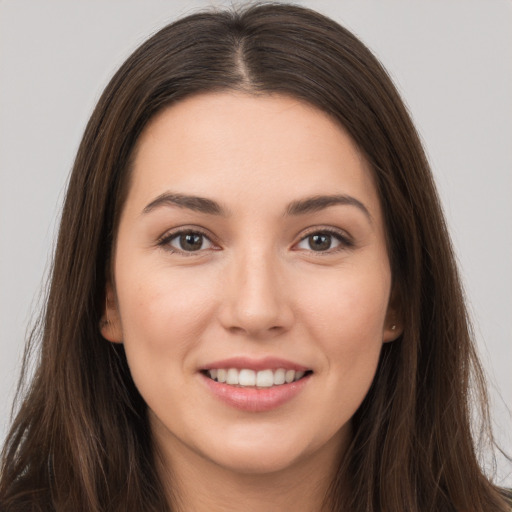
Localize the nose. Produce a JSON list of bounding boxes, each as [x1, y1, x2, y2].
[[218, 251, 294, 338]]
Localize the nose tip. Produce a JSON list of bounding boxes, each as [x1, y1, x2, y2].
[[219, 257, 293, 338], [225, 303, 287, 338]]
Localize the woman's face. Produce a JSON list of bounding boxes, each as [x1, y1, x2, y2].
[[102, 92, 400, 476]]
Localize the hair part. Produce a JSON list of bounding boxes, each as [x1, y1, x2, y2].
[[1, 3, 509, 511]]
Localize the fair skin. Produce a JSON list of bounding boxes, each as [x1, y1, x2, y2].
[[102, 92, 401, 512]]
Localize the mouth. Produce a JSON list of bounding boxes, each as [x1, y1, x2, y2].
[[199, 357, 313, 411], [201, 368, 313, 388]]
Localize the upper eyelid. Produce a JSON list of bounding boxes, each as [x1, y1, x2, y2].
[[292, 227, 354, 252], [156, 225, 353, 249], [157, 229, 219, 257], [157, 226, 217, 244], [296, 226, 352, 242]]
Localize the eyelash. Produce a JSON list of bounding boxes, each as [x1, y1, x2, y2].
[[157, 227, 218, 256], [294, 227, 354, 254], [157, 227, 353, 255]]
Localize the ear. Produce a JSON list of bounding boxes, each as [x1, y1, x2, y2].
[[383, 284, 403, 343], [99, 282, 123, 343]]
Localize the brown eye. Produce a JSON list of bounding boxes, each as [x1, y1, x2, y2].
[[296, 230, 348, 252], [168, 231, 212, 252], [308, 234, 332, 251]]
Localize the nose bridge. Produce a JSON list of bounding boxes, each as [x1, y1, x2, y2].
[[221, 244, 292, 336]]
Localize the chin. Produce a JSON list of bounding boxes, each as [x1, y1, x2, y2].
[[199, 423, 346, 477], [208, 444, 308, 476]]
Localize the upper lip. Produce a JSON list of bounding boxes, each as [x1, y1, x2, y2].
[[200, 356, 310, 372]]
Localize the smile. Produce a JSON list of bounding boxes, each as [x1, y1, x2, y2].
[[205, 368, 309, 388], [200, 359, 313, 412]]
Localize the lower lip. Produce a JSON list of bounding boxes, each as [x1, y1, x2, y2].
[[201, 373, 311, 412]]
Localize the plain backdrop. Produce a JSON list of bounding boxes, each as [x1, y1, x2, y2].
[[1, 0, 511, 485]]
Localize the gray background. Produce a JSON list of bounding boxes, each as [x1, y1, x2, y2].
[[1, 0, 511, 485]]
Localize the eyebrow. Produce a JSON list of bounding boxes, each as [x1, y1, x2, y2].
[[285, 194, 372, 222], [142, 191, 371, 222], [142, 192, 227, 216]]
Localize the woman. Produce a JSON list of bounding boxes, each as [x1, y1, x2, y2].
[[0, 3, 510, 511]]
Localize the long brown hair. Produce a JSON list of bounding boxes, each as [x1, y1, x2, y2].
[[1, 3, 509, 511]]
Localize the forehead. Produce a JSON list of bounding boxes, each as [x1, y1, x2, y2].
[[126, 91, 381, 219]]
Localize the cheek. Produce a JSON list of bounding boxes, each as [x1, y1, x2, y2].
[[280, 267, 390, 447], [114, 265, 223, 417], [296, 264, 390, 392], [299, 268, 390, 342], [115, 263, 219, 369]]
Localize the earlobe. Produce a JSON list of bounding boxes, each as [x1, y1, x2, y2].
[[383, 285, 403, 343], [383, 322, 403, 343], [100, 283, 123, 343]]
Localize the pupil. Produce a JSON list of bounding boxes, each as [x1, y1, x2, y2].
[[181, 233, 202, 251], [310, 234, 331, 251]]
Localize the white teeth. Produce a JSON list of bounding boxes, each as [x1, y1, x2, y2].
[[256, 369, 274, 388], [238, 369, 256, 386], [226, 368, 239, 385], [273, 368, 286, 385], [206, 367, 308, 387]]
